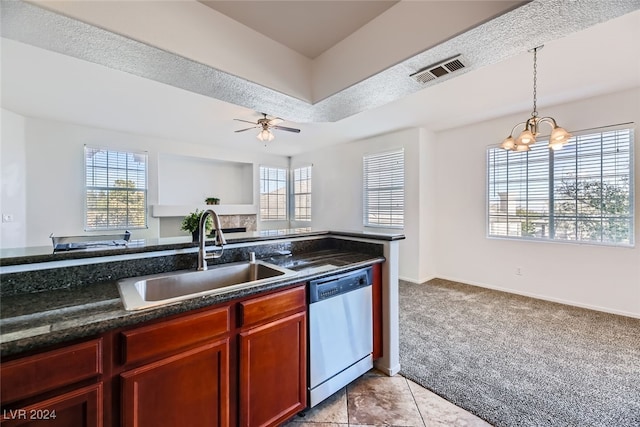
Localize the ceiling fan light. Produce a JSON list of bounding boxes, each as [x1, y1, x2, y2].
[[257, 129, 274, 141], [500, 136, 516, 150], [515, 143, 531, 152]]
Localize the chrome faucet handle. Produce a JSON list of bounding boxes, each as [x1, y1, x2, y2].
[[249, 252, 256, 263], [197, 209, 226, 271], [211, 215, 227, 245]]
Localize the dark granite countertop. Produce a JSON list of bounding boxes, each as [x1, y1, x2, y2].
[[0, 229, 404, 266], [0, 250, 384, 357]]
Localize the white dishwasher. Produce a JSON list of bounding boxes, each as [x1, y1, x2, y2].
[[308, 267, 373, 407]]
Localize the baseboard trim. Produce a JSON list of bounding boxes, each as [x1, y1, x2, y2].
[[399, 275, 435, 284], [374, 360, 401, 377], [435, 275, 640, 319]]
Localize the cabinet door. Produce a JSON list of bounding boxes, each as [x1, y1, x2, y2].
[[1, 339, 102, 405], [121, 339, 229, 427], [239, 311, 306, 427], [1, 383, 102, 427]]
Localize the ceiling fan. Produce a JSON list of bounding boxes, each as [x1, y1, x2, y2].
[[234, 113, 301, 142]]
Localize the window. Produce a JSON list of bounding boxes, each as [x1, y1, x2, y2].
[[260, 166, 287, 220], [293, 166, 312, 221], [85, 147, 147, 230], [363, 149, 405, 228], [488, 127, 634, 246]]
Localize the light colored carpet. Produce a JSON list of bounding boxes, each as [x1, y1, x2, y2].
[[399, 278, 640, 427]]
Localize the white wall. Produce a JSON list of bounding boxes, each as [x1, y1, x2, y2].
[[312, 1, 521, 101], [1, 109, 27, 248], [419, 129, 438, 283], [292, 127, 438, 283], [435, 88, 640, 318], [157, 153, 253, 205], [2, 114, 288, 248], [32, 0, 313, 102]]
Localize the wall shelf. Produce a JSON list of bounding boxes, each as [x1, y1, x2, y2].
[[151, 204, 258, 218]]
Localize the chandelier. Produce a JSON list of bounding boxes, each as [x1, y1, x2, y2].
[[500, 46, 572, 152]]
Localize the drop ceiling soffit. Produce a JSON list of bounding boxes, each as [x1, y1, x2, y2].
[[1, 0, 639, 123]]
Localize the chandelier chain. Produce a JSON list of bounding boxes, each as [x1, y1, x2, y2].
[[532, 47, 538, 118]]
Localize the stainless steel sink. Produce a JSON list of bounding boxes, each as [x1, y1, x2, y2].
[[117, 260, 298, 311]]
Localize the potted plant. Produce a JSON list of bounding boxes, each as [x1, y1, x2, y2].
[[205, 197, 220, 205], [181, 209, 212, 242]]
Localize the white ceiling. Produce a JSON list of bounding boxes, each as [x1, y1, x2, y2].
[[198, 0, 399, 59], [1, 1, 639, 157]]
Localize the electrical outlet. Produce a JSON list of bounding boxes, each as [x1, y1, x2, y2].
[[2, 214, 14, 223], [516, 267, 523, 276]]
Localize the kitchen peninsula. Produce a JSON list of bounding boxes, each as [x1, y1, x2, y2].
[[0, 229, 403, 427]]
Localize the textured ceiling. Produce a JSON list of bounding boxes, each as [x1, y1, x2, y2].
[[13, 0, 526, 105], [198, 0, 399, 59], [1, 1, 639, 157], [3, 0, 637, 124]]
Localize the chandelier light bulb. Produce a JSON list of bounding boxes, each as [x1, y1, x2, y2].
[[517, 129, 536, 145], [500, 136, 516, 150], [549, 140, 565, 151], [550, 126, 571, 144]]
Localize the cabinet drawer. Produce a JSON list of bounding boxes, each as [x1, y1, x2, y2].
[[1, 339, 102, 404], [240, 285, 306, 329], [121, 306, 230, 365]]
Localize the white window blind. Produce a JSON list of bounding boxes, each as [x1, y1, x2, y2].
[[293, 166, 312, 221], [85, 147, 147, 230], [260, 166, 287, 221], [363, 149, 404, 228], [488, 128, 634, 246]]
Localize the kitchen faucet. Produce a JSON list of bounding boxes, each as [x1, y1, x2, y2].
[[197, 209, 227, 271]]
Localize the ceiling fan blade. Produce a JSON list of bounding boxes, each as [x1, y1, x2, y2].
[[235, 126, 258, 133], [272, 125, 301, 133], [234, 119, 258, 125]]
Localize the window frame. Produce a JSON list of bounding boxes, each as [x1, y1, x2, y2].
[[487, 126, 635, 247], [363, 148, 405, 229], [292, 165, 312, 222], [259, 165, 288, 221], [84, 146, 148, 231]]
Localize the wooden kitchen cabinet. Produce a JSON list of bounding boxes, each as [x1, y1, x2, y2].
[[0, 339, 103, 427], [1, 280, 321, 427], [118, 306, 231, 427], [1, 384, 103, 427], [120, 340, 229, 427], [238, 286, 307, 427], [117, 285, 307, 427]]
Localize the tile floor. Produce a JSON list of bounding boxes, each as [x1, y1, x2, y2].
[[283, 371, 491, 427]]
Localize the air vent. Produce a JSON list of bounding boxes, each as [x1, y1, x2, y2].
[[410, 55, 466, 84]]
